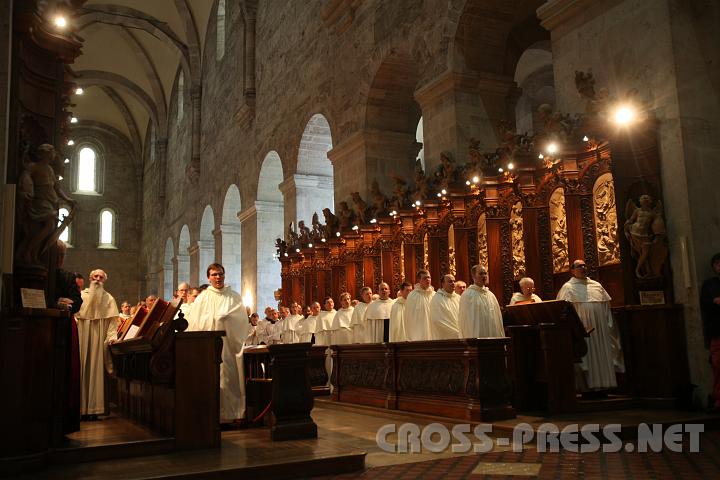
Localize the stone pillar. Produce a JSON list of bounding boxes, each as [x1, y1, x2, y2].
[[198, 240, 215, 282], [243, 5, 257, 98], [255, 200, 283, 311], [220, 222, 242, 292], [415, 70, 517, 173], [328, 130, 417, 207], [279, 174, 333, 226], [188, 244, 200, 288], [238, 205, 258, 312], [189, 86, 202, 178]]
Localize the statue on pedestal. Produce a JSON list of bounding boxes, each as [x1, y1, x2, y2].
[[337, 201, 355, 229], [322, 208, 339, 235], [15, 144, 76, 267], [350, 192, 368, 225], [624, 194, 668, 279], [369, 180, 387, 219], [413, 159, 429, 201], [389, 174, 408, 212], [433, 151, 458, 191], [298, 220, 311, 244], [287, 222, 299, 247]]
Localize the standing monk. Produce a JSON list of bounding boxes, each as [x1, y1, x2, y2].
[[364, 282, 395, 343], [404, 270, 435, 341], [430, 274, 461, 340], [75, 269, 118, 420], [389, 282, 412, 342], [350, 287, 372, 343], [557, 259, 624, 391], [458, 265, 504, 338], [187, 263, 249, 422]]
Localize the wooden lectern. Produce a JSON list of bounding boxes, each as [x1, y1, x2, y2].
[[504, 300, 588, 413]]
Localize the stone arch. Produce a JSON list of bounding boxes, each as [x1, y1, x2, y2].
[[221, 185, 242, 291], [361, 53, 421, 192], [255, 152, 285, 312], [513, 41, 555, 135], [199, 205, 216, 280], [178, 225, 191, 287], [291, 114, 334, 227], [163, 237, 175, 300]]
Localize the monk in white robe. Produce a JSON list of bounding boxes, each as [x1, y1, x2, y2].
[[350, 287, 372, 343], [76, 269, 118, 417], [297, 302, 319, 343], [332, 293, 355, 344], [430, 274, 461, 340], [187, 263, 249, 422], [283, 303, 304, 344], [459, 265, 504, 338], [245, 314, 261, 346], [315, 297, 337, 346], [510, 277, 543, 305], [557, 260, 625, 390], [365, 282, 395, 343], [403, 270, 435, 341], [389, 283, 412, 342]]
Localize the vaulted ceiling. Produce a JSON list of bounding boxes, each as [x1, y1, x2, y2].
[[70, 0, 216, 150]]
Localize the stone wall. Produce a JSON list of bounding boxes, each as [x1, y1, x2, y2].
[[0, 0, 11, 303], [61, 126, 142, 306]]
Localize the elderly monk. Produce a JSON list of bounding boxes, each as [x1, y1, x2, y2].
[[459, 265, 504, 338], [297, 301, 319, 343], [315, 297, 337, 346], [404, 270, 435, 341], [332, 293, 355, 344], [510, 277, 542, 305], [364, 282, 395, 343], [350, 287, 373, 343], [454, 280, 467, 296], [557, 259, 624, 391], [175, 282, 192, 319], [390, 282, 412, 342], [187, 263, 249, 422], [75, 269, 118, 419], [430, 274, 461, 340]]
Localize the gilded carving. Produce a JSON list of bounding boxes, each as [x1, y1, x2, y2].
[[477, 213, 488, 268], [509, 202, 526, 279], [399, 240, 405, 281], [592, 173, 621, 266], [448, 225, 456, 276], [423, 233, 429, 271], [549, 188, 569, 273]]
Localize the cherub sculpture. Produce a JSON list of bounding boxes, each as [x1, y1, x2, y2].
[[624, 194, 668, 279], [350, 191, 369, 225]]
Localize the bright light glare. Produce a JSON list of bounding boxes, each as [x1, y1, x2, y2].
[[546, 143, 558, 155], [613, 105, 636, 126], [54, 16, 67, 28]]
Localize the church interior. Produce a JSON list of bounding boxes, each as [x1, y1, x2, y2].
[[1, 0, 720, 478]]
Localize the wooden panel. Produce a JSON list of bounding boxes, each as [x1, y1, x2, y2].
[[564, 195, 585, 265], [486, 218, 504, 302], [522, 208, 542, 282], [453, 228, 472, 284]]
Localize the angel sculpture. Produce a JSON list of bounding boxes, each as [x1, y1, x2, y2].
[[322, 207, 339, 235], [413, 159, 430, 201], [336, 201, 355, 229], [311, 212, 325, 240], [433, 151, 458, 190], [286, 222, 299, 246], [389, 174, 408, 212], [623, 194, 668, 279], [298, 220, 312, 244], [350, 192, 369, 225]]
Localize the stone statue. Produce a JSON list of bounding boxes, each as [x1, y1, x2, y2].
[[369, 179, 387, 219], [413, 159, 429, 201], [336, 201, 355, 229], [389, 174, 408, 211], [287, 222, 299, 246], [350, 192, 369, 225], [311, 212, 324, 239], [322, 207, 339, 234], [624, 194, 668, 279], [433, 151, 458, 190], [298, 220, 311, 244], [15, 144, 76, 266], [275, 238, 287, 256]]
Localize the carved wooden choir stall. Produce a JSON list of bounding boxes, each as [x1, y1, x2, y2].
[[276, 85, 691, 413]]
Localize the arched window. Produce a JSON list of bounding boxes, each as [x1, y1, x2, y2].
[[77, 146, 97, 193], [177, 71, 184, 122], [99, 208, 116, 248], [58, 207, 70, 244], [216, 0, 226, 61]]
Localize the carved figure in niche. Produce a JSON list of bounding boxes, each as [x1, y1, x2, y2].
[[624, 194, 668, 279], [369, 180, 387, 219], [593, 177, 621, 266], [298, 220, 311, 244], [549, 190, 570, 273], [433, 151, 458, 190], [287, 222, 299, 246], [15, 144, 76, 266], [509, 202, 526, 278], [389, 174, 408, 211], [322, 208, 339, 234], [350, 192, 368, 225], [413, 159, 430, 201], [336, 201, 355, 229], [477, 213, 489, 268]]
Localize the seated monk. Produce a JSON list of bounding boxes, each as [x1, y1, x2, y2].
[[510, 277, 542, 305]]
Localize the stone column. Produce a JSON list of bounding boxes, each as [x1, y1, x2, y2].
[[255, 200, 284, 311], [279, 174, 333, 226], [415, 70, 517, 173], [220, 222, 242, 292], [188, 243, 200, 287], [198, 240, 215, 283], [238, 205, 258, 312], [189, 85, 202, 179]]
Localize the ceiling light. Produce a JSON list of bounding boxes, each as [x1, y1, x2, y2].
[[507, 163, 514, 170], [75, 87, 84, 95], [70, 117, 78, 124], [583, 135, 589, 142], [54, 16, 67, 29], [613, 105, 636, 126], [546, 143, 558, 155], [336, 232, 341, 237], [67, 140, 74, 146], [472, 176, 479, 184], [64, 158, 69, 164]]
